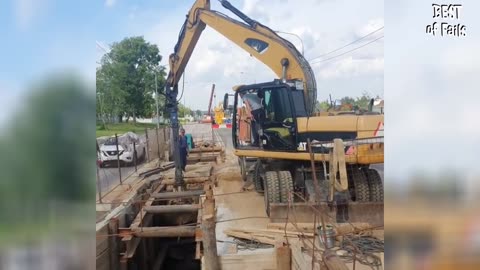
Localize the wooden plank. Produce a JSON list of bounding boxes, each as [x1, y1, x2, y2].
[[268, 223, 316, 232], [228, 227, 315, 237], [144, 204, 200, 214], [201, 183, 220, 270], [187, 156, 217, 163], [189, 146, 223, 153], [290, 241, 310, 270], [218, 252, 276, 270], [130, 184, 165, 229], [125, 237, 141, 258], [289, 239, 321, 270], [161, 177, 210, 185], [195, 195, 204, 260], [224, 229, 276, 245], [124, 183, 165, 260], [276, 245, 292, 270], [267, 222, 375, 236], [132, 226, 197, 237], [151, 190, 205, 199], [96, 246, 110, 270], [108, 219, 120, 270], [96, 224, 109, 257]]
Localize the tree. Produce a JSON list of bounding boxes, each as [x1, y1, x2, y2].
[[340, 96, 355, 106], [317, 100, 330, 111], [178, 103, 192, 117], [354, 91, 372, 110], [96, 67, 127, 124], [97, 36, 166, 124]]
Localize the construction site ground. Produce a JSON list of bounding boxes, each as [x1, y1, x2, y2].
[[212, 127, 384, 270]]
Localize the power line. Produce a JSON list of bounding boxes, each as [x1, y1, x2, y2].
[[308, 26, 384, 62], [310, 35, 383, 65]]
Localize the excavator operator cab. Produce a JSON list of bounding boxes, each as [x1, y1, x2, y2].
[[232, 80, 307, 152]]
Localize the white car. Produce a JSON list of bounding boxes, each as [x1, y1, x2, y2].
[[98, 132, 146, 167]]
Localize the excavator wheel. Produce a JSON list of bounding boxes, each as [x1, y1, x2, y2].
[[278, 171, 294, 203], [263, 171, 281, 216], [365, 168, 384, 202], [349, 168, 370, 202], [253, 160, 264, 193]]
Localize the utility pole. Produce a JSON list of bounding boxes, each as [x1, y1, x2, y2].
[[155, 71, 160, 129], [183, 74, 186, 118]]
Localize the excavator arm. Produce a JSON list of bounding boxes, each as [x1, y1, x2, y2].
[[165, 0, 317, 187]]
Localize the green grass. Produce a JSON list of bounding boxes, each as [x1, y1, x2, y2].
[[96, 122, 161, 137]]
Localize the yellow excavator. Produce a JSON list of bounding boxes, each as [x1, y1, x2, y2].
[[166, 0, 384, 219]]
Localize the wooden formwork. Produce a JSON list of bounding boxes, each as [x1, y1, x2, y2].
[[98, 160, 218, 270]]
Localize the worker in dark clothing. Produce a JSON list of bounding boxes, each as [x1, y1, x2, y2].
[[179, 128, 189, 172]]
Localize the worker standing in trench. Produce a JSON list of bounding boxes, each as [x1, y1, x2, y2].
[[179, 128, 189, 172]]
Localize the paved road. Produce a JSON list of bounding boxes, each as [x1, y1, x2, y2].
[[216, 128, 232, 149], [97, 164, 141, 193], [96, 134, 147, 195]]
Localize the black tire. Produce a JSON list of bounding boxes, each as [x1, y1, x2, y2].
[[366, 168, 383, 202], [264, 171, 281, 216], [253, 161, 264, 193], [278, 171, 294, 203], [350, 169, 370, 202]]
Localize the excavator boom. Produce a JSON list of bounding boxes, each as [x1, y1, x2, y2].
[[166, 0, 317, 113]]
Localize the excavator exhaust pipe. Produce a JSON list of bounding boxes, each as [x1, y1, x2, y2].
[[281, 58, 289, 82]]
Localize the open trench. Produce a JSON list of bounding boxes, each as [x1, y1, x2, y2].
[[104, 124, 226, 270], [126, 200, 200, 270], [116, 128, 240, 270]]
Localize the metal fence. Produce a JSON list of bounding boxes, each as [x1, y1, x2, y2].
[[95, 127, 171, 203]]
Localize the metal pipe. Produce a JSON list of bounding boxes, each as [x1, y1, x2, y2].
[[156, 127, 161, 162], [281, 58, 289, 82], [96, 140, 103, 203], [145, 128, 150, 162], [133, 141, 137, 172]]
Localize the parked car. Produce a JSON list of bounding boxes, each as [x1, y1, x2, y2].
[[98, 132, 146, 167]]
